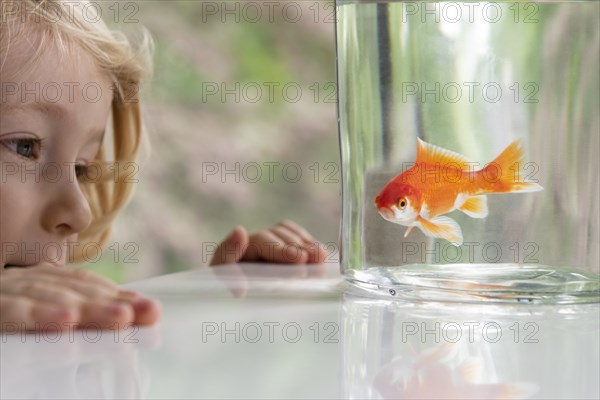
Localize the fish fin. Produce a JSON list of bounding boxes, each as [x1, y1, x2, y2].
[[420, 203, 431, 220], [508, 182, 544, 193], [404, 225, 415, 238], [484, 140, 544, 193], [458, 195, 489, 219], [416, 138, 473, 170], [417, 215, 463, 246], [453, 193, 469, 209], [490, 139, 524, 169]]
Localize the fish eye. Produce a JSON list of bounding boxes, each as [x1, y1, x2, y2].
[[398, 198, 407, 209]]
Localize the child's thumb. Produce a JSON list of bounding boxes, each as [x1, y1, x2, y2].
[[209, 226, 250, 266]]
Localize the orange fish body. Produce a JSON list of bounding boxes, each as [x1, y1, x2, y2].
[[373, 342, 539, 399], [374, 139, 543, 245]]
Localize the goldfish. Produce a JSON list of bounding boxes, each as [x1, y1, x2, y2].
[[373, 342, 539, 399], [374, 139, 543, 245]]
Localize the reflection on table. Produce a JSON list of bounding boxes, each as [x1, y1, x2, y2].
[[342, 287, 599, 399], [1, 325, 159, 399], [1, 262, 598, 399]]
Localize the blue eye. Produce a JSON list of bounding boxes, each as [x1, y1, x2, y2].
[[2, 138, 40, 159]]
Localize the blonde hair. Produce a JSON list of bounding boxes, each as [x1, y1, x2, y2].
[[0, 0, 153, 263]]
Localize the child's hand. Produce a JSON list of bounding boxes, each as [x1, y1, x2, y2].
[[0, 264, 160, 332], [210, 220, 328, 266]]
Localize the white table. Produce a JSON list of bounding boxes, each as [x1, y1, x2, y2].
[[1, 262, 598, 399]]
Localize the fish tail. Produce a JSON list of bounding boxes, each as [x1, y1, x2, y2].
[[479, 140, 543, 193]]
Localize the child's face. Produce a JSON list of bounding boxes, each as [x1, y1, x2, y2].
[[0, 43, 114, 268]]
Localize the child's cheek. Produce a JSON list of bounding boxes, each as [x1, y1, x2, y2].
[[0, 162, 40, 262]]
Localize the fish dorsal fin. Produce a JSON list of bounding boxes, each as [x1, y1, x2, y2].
[[416, 138, 473, 170]]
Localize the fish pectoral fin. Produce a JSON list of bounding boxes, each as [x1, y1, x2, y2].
[[403, 225, 415, 238], [419, 203, 431, 220], [458, 195, 489, 219], [417, 216, 463, 246]]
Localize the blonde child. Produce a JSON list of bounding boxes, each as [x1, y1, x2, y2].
[[0, 0, 327, 331]]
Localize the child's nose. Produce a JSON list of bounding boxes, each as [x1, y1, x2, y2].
[[40, 176, 92, 237]]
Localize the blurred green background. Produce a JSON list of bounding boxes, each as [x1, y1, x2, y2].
[[83, 1, 340, 282]]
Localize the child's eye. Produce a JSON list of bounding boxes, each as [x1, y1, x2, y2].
[[1, 138, 41, 160]]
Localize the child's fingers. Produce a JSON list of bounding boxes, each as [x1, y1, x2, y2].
[[22, 267, 141, 303], [0, 294, 78, 331], [5, 278, 85, 307], [10, 274, 120, 300], [277, 220, 316, 244], [305, 241, 328, 264], [271, 225, 304, 246], [130, 297, 162, 326], [27, 264, 119, 290], [79, 301, 135, 330], [4, 265, 121, 298], [109, 290, 161, 326], [210, 226, 250, 266], [2, 269, 158, 330], [1, 290, 150, 331], [7, 281, 121, 328], [273, 222, 328, 264], [246, 230, 309, 264], [5, 274, 144, 308]]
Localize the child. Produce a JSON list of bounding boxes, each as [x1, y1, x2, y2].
[[0, 0, 327, 331]]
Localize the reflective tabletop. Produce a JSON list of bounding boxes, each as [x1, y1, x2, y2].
[[1, 262, 598, 399]]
